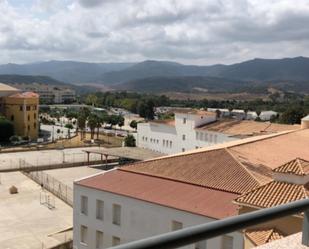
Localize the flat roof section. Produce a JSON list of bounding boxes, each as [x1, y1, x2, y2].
[[83, 147, 165, 161]]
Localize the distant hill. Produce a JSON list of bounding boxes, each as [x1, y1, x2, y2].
[[114, 76, 248, 93], [0, 57, 309, 94], [0, 74, 97, 94], [0, 61, 134, 84]]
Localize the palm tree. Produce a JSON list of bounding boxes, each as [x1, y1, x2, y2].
[[77, 115, 86, 140], [87, 114, 97, 139]]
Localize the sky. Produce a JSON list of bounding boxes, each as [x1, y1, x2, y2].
[[0, 0, 309, 65]]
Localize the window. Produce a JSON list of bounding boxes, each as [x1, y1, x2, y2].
[[28, 115, 30, 121], [171, 220, 183, 231], [34, 113, 36, 119], [80, 225, 88, 244], [182, 134, 186, 141], [195, 146, 199, 149], [182, 148, 185, 152], [19, 105, 23, 111], [163, 140, 165, 146], [112, 236, 121, 246], [195, 241, 207, 249], [10, 115, 14, 121], [96, 200, 104, 220], [170, 141, 172, 148], [214, 135, 218, 144], [96, 230, 103, 249], [26, 106, 30, 111], [113, 204, 121, 225], [33, 105, 37, 110], [183, 118, 187, 124], [209, 134, 213, 143], [196, 132, 199, 140], [221, 235, 233, 249], [81, 196, 88, 215], [205, 133, 208, 141], [27, 125, 30, 131], [34, 122, 36, 129], [200, 133, 204, 140]]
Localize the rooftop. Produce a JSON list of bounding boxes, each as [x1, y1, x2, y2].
[[246, 228, 285, 246], [8, 91, 39, 98], [196, 119, 300, 137], [171, 108, 216, 116], [75, 169, 238, 219], [273, 158, 309, 176], [149, 119, 175, 126], [0, 83, 19, 92], [121, 148, 264, 194]]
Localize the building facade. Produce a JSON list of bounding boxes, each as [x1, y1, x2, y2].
[[0, 91, 39, 139], [137, 110, 237, 154], [73, 169, 244, 249]]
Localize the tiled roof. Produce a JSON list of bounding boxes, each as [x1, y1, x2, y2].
[[229, 129, 309, 170], [234, 181, 309, 208], [196, 119, 299, 136], [8, 92, 39, 98], [245, 228, 285, 246], [75, 170, 238, 219], [121, 148, 262, 194], [273, 158, 309, 176]]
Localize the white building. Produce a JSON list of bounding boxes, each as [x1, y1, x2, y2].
[[73, 168, 244, 249], [9, 83, 76, 104], [136, 109, 294, 155], [137, 109, 237, 154]]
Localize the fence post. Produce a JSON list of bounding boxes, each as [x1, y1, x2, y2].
[[302, 210, 309, 246]]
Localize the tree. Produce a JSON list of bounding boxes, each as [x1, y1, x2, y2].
[[215, 109, 221, 119], [124, 134, 136, 147], [85, 94, 98, 107], [117, 115, 125, 129], [130, 120, 138, 130], [77, 115, 87, 140], [138, 100, 154, 120], [280, 107, 305, 124], [0, 117, 14, 142], [87, 114, 98, 139]]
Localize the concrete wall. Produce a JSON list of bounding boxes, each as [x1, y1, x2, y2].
[[137, 112, 236, 154], [73, 184, 244, 249]]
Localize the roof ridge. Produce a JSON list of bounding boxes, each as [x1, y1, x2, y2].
[[225, 147, 261, 186]]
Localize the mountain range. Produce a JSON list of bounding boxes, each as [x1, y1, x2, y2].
[[0, 57, 309, 94]]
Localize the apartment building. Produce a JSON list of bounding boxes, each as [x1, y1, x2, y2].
[[137, 108, 299, 154], [0, 83, 39, 139], [10, 83, 76, 104]]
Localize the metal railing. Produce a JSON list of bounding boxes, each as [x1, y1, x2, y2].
[[110, 198, 309, 249]]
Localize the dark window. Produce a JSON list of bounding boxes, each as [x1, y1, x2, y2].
[[26, 106, 30, 111], [34, 122, 36, 129], [11, 115, 14, 121], [28, 115, 30, 121], [20, 105, 23, 111], [34, 113, 36, 119], [28, 125, 30, 131]]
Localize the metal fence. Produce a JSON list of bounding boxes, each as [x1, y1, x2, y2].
[[25, 170, 73, 207], [109, 198, 309, 249]]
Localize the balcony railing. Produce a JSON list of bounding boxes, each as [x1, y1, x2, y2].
[[110, 198, 309, 249]]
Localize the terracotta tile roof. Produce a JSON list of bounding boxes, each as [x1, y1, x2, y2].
[[121, 148, 262, 194], [75, 170, 238, 219], [245, 228, 285, 246], [8, 91, 39, 98], [273, 158, 309, 176], [234, 181, 309, 208], [196, 119, 299, 136], [229, 129, 309, 170]]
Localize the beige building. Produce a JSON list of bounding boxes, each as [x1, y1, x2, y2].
[[0, 83, 39, 140]]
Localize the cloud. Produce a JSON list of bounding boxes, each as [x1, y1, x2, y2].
[[0, 0, 309, 65]]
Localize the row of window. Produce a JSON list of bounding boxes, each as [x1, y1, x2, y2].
[[10, 113, 36, 122], [196, 131, 218, 143], [80, 225, 120, 248], [81, 196, 121, 225], [19, 105, 37, 111], [142, 136, 173, 148]]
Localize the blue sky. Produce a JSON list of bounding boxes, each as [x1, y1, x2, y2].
[[1, 0, 309, 65]]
